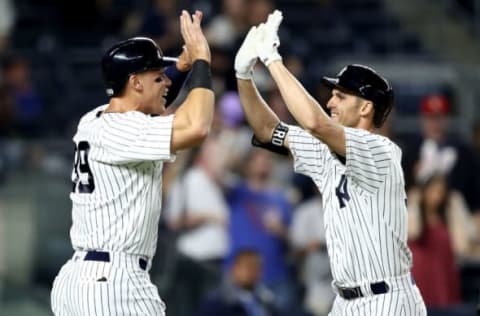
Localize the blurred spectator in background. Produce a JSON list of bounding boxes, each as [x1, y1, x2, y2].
[[408, 174, 476, 258], [196, 248, 276, 316], [2, 54, 44, 137], [209, 45, 235, 94], [55, 0, 131, 38], [414, 95, 457, 183], [472, 119, 480, 247], [0, 0, 15, 53], [165, 135, 230, 316], [216, 91, 251, 174], [246, 0, 274, 27], [0, 78, 11, 295], [408, 174, 476, 315], [123, 0, 182, 55], [405, 94, 480, 220], [283, 55, 305, 84], [217, 91, 245, 130], [205, 0, 248, 50], [289, 190, 333, 316], [226, 148, 299, 316], [265, 90, 294, 125], [0, 82, 14, 136], [0, 196, 5, 299], [288, 173, 318, 207], [473, 120, 480, 155]]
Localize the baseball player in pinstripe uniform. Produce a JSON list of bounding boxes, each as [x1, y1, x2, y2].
[[234, 11, 427, 315], [51, 10, 214, 316]]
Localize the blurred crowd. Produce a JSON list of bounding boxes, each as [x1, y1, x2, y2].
[[0, 0, 479, 316]]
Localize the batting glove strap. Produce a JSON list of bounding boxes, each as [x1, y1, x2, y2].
[[235, 70, 254, 80], [260, 51, 282, 67]]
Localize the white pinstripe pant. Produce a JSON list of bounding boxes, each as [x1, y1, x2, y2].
[[329, 274, 427, 316], [51, 251, 165, 316]]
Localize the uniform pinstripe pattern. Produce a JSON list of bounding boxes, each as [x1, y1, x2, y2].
[[51, 252, 165, 316], [70, 105, 175, 259], [52, 105, 174, 315], [288, 126, 426, 315]]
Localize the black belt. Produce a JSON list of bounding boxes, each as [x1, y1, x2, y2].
[[336, 276, 415, 300], [337, 281, 389, 300], [84, 251, 148, 271]]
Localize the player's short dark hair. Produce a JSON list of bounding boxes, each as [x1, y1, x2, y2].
[[322, 64, 394, 128]]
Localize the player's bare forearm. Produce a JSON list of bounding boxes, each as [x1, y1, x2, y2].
[[172, 88, 214, 151], [237, 79, 280, 143], [268, 61, 346, 156], [186, 88, 215, 134]]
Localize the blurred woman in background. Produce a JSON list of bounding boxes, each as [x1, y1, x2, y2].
[[408, 173, 475, 314]]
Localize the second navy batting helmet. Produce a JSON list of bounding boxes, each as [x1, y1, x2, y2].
[[101, 37, 177, 97], [322, 64, 394, 128]]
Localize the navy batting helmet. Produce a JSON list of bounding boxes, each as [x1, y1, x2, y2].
[[322, 64, 394, 128], [101, 37, 177, 97]]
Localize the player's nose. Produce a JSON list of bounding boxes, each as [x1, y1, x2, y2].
[[326, 98, 336, 109], [163, 74, 172, 87], [158, 73, 172, 87]]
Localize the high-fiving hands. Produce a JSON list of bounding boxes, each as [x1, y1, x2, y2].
[[256, 10, 283, 66], [234, 25, 259, 80], [180, 10, 211, 63], [234, 10, 284, 80]]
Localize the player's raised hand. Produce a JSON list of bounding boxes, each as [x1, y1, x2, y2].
[[256, 10, 283, 66], [176, 45, 192, 72], [234, 26, 260, 80], [180, 10, 211, 63]]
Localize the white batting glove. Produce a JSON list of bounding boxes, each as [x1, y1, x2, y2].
[[234, 26, 259, 80], [256, 10, 283, 66]]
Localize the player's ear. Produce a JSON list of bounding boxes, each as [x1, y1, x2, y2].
[[360, 100, 374, 117], [129, 74, 143, 92]]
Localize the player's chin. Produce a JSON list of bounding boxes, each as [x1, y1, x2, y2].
[[157, 97, 167, 112], [147, 100, 166, 115]]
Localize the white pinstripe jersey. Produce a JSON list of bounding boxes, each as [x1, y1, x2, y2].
[[288, 125, 412, 286], [69, 105, 175, 259]]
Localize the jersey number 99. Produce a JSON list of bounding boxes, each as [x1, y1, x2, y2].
[[71, 141, 95, 193]]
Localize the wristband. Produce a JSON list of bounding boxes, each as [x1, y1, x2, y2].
[[251, 122, 289, 156], [271, 122, 288, 146], [186, 59, 212, 90]]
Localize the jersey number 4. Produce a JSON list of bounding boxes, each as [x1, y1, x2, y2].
[[335, 175, 350, 208], [72, 141, 95, 193]]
